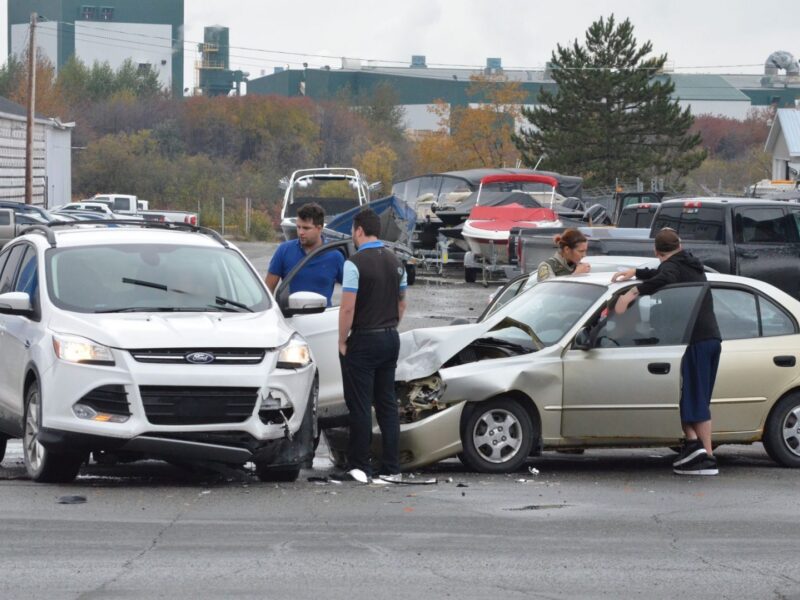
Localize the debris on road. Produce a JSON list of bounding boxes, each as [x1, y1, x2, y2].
[[57, 495, 87, 504]]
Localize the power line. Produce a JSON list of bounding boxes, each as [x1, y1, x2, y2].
[[43, 19, 770, 73]]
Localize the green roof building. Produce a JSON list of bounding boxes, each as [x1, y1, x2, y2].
[[7, 0, 184, 97]]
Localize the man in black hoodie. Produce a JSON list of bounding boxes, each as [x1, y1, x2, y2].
[[612, 229, 722, 476]]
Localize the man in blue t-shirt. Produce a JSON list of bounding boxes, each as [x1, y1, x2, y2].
[[266, 203, 344, 307]]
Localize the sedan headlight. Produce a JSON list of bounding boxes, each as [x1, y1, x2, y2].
[[52, 333, 115, 366], [276, 335, 311, 369]]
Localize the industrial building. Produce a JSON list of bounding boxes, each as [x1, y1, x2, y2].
[[195, 25, 247, 97], [0, 96, 73, 207], [248, 53, 800, 132], [7, 0, 184, 98]]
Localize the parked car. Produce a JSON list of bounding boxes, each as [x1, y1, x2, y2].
[[92, 194, 198, 226], [324, 272, 800, 473], [0, 222, 331, 483]]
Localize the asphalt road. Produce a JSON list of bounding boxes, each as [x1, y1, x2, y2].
[[1, 241, 798, 599]]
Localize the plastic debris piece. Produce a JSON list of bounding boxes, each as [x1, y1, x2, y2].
[[57, 495, 86, 504], [456, 483, 469, 488], [516, 478, 528, 483], [528, 467, 540, 475], [446, 477, 454, 483]]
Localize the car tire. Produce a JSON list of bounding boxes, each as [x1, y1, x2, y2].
[[23, 382, 85, 483], [762, 392, 800, 468], [460, 398, 534, 473], [255, 466, 300, 482], [406, 263, 416, 286], [464, 267, 478, 283], [0, 436, 6, 463]]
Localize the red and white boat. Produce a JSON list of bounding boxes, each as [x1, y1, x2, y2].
[[461, 174, 562, 264]]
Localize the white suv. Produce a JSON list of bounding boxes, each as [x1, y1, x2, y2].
[[0, 222, 335, 483]]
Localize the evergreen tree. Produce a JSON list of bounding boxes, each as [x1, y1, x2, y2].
[[512, 15, 706, 187]]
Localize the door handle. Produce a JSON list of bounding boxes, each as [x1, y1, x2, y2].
[[738, 250, 758, 259], [648, 362, 671, 375], [774, 355, 796, 367]]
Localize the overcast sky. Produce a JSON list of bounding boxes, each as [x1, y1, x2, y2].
[[2, 0, 797, 86]]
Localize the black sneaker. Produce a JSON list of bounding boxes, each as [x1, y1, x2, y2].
[[329, 468, 369, 483], [673, 439, 706, 467], [674, 454, 718, 476]]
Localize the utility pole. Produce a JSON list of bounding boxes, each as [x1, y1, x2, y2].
[[24, 12, 37, 205]]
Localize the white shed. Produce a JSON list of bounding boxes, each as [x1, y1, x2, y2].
[[0, 96, 74, 208], [765, 108, 800, 180]]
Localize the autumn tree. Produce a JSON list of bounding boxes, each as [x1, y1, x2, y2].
[[513, 15, 706, 187], [414, 74, 526, 172]]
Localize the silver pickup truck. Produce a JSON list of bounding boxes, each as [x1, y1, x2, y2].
[[0, 208, 26, 248]]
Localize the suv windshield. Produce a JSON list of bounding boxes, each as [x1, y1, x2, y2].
[[488, 280, 605, 347], [46, 244, 270, 313]]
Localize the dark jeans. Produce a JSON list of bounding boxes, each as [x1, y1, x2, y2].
[[339, 329, 401, 476]]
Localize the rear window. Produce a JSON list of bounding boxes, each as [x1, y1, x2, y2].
[[653, 206, 725, 242]]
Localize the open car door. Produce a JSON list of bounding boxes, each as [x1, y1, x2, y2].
[[275, 239, 353, 425], [561, 283, 708, 440]]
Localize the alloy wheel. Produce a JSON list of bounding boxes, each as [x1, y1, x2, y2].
[[781, 406, 800, 457], [471, 408, 523, 464]]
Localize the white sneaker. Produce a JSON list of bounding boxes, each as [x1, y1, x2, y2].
[[330, 468, 369, 483]]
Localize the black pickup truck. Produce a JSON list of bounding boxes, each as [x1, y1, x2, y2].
[[515, 197, 800, 298]]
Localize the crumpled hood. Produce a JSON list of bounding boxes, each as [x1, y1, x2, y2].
[[396, 319, 502, 381], [48, 310, 294, 350]]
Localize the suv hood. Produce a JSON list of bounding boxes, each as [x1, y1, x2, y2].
[[49, 310, 294, 350]]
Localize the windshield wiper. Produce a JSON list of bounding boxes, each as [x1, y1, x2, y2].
[[122, 277, 167, 291], [476, 336, 534, 354], [214, 296, 253, 312]]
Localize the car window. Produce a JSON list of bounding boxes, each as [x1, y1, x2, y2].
[[759, 295, 797, 337], [0, 211, 10, 226], [0, 244, 26, 294], [47, 244, 270, 313], [0, 250, 9, 280], [711, 288, 759, 340], [482, 277, 530, 320], [654, 206, 725, 242], [734, 207, 792, 244], [595, 285, 706, 348], [14, 246, 38, 300]]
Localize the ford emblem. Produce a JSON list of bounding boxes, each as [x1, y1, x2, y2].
[[185, 351, 215, 364]]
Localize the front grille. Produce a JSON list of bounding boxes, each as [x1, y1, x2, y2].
[[129, 348, 266, 365], [139, 386, 259, 425], [78, 385, 130, 416]]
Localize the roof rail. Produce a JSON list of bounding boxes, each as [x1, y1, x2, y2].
[[19, 224, 57, 247], [19, 220, 229, 248]]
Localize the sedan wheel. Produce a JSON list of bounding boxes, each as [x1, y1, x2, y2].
[[763, 393, 800, 468], [0, 436, 6, 463], [460, 399, 534, 473], [23, 382, 84, 483]]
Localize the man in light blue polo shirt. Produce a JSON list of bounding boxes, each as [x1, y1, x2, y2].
[[266, 203, 344, 306]]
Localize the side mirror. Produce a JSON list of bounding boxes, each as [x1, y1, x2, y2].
[[573, 327, 592, 351], [284, 291, 327, 317], [0, 291, 33, 315]]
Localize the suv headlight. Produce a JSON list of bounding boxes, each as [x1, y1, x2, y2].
[[52, 333, 115, 366], [276, 335, 311, 369]]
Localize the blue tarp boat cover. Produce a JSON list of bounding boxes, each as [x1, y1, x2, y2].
[[325, 195, 416, 245]]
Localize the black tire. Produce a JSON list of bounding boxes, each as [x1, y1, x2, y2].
[[405, 263, 416, 286], [0, 436, 7, 463], [255, 466, 300, 482], [460, 398, 534, 473], [763, 392, 800, 468], [23, 382, 85, 483], [465, 267, 478, 283]]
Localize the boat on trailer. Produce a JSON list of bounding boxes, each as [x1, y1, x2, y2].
[[279, 168, 378, 240], [461, 174, 563, 266]]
